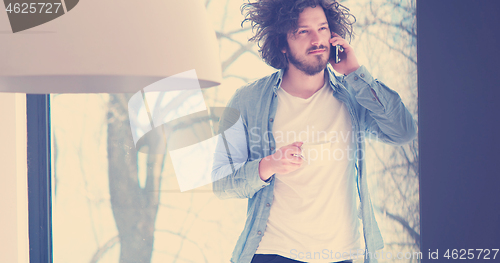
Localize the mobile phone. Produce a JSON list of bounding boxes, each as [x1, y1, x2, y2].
[[331, 44, 344, 64]]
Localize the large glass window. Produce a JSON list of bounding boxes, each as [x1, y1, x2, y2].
[[51, 93, 249, 262], [46, 0, 418, 262]]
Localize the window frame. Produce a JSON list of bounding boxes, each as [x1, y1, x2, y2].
[[27, 94, 52, 263]]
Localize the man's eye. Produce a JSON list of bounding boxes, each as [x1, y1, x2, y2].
[[299, 30, 307, 34], [320, 27, 328, 31]]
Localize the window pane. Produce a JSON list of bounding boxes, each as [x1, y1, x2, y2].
[[51, 93, 247, 263], [51, 1, 419, 263]]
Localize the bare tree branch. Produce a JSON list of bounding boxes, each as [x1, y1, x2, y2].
[[226, 27, 252, 35], [89, 235, 119, 263], [367, 142, 408, 205], [376, 18, 417, 38], [221, 42, 256, 72], [224, 74, 251, 83], [154, 229, 209, 263], [366, 31, 417, 65], [375, 206, 420, 247]]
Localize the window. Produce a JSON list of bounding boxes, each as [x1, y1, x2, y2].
[[26, 1, 419, 262]]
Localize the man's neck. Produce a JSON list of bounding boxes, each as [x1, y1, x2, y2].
[[280, 65, 326, 99]]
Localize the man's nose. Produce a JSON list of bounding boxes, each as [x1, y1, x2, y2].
[[310, 31, 321, 46]]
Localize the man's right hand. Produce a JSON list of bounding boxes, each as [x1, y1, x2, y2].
[[258, 141, 304, 181]]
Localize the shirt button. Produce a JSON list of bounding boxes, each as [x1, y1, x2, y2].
[[360, 73, 365, 78], [257, 231, 262, 235], [270, 147, 275, 151], [266, 203, 270, 207], [373, 98, 377, 101], [354, 76, 359, 81], [269, 118, 274, 122], [261, 185, 265, 188]]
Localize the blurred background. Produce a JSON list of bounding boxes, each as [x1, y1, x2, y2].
[[50, 0, 418, 262]]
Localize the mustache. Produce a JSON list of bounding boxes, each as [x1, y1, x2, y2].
[[307, 45, 328, 53]]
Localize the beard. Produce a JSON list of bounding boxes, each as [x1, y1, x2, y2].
[[286, 45, 329, 76]]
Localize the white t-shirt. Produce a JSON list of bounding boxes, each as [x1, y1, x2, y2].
[[255, 77, 362, 263]]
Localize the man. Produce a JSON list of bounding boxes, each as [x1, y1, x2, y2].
[[212, 0, 417, 263]]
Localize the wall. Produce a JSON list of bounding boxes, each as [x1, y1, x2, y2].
[[0, 93, 29, 263]]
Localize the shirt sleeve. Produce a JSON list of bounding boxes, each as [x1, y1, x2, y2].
[[344, 65, 417, 145], [211, 89, 271, 199]]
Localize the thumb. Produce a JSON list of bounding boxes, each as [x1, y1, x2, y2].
[[291, 141, 303, 147]]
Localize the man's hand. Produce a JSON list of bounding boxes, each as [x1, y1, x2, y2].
[[258, 141, 304, 181], [329, 32, 360, 75]]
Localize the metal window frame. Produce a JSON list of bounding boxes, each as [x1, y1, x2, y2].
[[27, 94, 52, 263]]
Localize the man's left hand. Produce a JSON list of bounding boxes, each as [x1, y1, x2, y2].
[[329, 32, 360, 75]]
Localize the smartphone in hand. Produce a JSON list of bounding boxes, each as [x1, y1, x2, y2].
[[330, 44, 344, 64]]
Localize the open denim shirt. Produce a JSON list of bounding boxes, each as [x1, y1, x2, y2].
[[212, 65, 417, 263]]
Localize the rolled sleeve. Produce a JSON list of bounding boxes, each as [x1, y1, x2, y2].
[[211, 89, 272, 199], [345, 65, 387, 107], [246, 159, 272, 190], [343, 65, 417, 145]]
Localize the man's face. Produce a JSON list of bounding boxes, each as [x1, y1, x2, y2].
[[284, 6, 331, 75]]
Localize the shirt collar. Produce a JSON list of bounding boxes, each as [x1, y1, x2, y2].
[[272, 65, 344, 94]]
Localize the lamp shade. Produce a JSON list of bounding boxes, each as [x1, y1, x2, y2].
[[0, 0, 222, 93]]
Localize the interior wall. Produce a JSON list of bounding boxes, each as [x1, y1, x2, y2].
[[0, 93, 29, 263]]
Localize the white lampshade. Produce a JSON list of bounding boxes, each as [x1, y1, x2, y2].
[[0, 0, 222, 93]]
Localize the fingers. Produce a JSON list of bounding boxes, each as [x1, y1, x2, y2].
[[288, 155, 304, 164], [282, 142, 303, 156], [277, 162, 302, 174], [329, 38, 352, 58], [272, 142, 305, 172], [329, 39, 347, 53], [329, 37, 346, 47], [288, 163, 303, 169], [329, 33, 347, 45], [284, 147, 304, 165], [330, 32, 344, 42], [275, 148, 303, 164], [283, 148, 302, 159]]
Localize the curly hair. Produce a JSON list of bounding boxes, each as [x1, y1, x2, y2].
[[242, 0, 355, 69]]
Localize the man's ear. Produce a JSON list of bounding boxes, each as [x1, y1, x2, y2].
[[280, 34, 289, 53], [281, 42, 288, 54]]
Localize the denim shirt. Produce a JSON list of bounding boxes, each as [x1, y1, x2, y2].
[[212, 65, 417, 263]]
